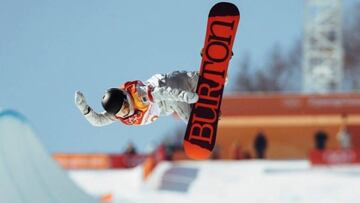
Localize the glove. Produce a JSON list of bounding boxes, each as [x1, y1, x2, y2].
[[75, 91, 91, 115], [181, 90, 199, 104], [152, 87, 198, 104]]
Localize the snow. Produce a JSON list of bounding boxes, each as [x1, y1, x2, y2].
[[0, 109, 98, 203], [69, 160, 360, 203]]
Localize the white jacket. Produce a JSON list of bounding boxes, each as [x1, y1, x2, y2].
[[75, 71, 199, 127]]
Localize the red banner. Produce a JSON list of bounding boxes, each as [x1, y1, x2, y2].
[[309, 149, 360, 165], [109, 154, 148, 168]]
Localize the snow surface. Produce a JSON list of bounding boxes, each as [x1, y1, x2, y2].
[[69, 160, 360, 203], [0, 110, 98, 203]]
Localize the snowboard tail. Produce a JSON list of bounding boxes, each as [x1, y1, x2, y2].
[[184, 2, 240, 160]]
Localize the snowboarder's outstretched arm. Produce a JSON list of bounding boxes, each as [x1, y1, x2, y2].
[[75, 91, 116, 127]]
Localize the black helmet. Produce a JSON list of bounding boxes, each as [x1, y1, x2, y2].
[[101, 88, 127, 115]]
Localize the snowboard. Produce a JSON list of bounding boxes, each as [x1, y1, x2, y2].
[[183, 2, 240, 160]]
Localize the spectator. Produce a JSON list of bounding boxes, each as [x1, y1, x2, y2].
[[314, 131, 328, 150], [211, 147, 220, 160], [254, 132, 268, 159], [337, 113, 352, 149], [337, 127, 351, 149], [124, 142, 137, 155], [231, 142, 243, 160]]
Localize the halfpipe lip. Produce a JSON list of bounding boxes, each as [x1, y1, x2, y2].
[[0, 109, 28, 123]]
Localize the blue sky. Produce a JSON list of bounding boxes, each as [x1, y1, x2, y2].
[[0, 0, 358, 153]]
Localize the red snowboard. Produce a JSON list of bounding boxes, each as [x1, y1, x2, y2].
[[184, 2, 240, 160]]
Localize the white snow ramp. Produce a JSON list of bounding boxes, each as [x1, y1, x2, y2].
[[0, 110, 98, 203]]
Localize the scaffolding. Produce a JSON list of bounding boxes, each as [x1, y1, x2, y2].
[[303, 0, 343, 93]]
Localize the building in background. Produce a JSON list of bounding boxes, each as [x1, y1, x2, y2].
[[211, 92, 360, 160]]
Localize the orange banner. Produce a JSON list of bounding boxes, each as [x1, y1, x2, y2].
[[54, 153, 152, 169], [54, 154, 111, 169]]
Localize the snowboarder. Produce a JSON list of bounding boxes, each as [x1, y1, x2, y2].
[[75, 71, 199, 126]]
